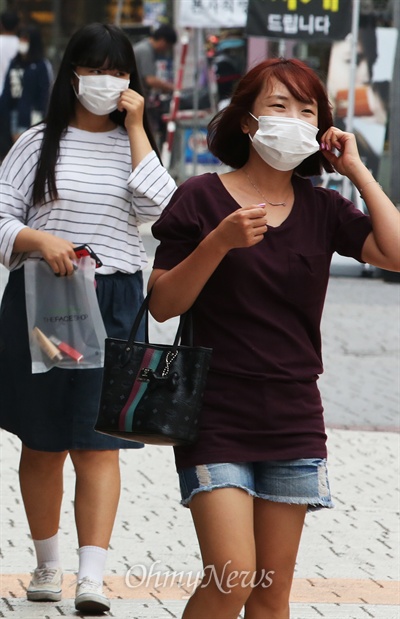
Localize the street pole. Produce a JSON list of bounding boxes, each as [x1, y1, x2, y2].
[[114, 0, 124, 26], [51, 0, 62, 72], [191, 27, 203, 177], [389, 0, 400, 205], [342, 0, 360, 200]]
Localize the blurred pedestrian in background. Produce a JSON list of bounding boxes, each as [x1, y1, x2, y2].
[[133, 24, 177, 144], [0, 10, 20, 94], [0, 10, 20, 161], [212, 32, 245, 110], [0, 23, 53, 159]]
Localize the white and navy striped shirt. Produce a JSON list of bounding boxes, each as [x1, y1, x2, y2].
[[0, 124, 176, 274]]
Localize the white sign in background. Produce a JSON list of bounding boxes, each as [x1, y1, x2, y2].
[[177, 0, 249, 28]]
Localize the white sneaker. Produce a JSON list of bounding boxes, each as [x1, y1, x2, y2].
[[75, 577, 110, 612], [27, 566, 62, 601]]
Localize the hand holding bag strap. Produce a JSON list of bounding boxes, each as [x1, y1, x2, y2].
[[120, 290, 192, 366]]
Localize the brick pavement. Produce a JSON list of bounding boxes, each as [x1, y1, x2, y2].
[[0, 258, 399, 618], [1, 427, 399, 618]]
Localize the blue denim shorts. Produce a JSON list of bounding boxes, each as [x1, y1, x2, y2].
[[178, 459, 334, 512]]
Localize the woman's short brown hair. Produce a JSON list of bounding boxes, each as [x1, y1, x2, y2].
[[207, 57, 334, 176]]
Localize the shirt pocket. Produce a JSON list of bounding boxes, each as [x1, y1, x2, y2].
[[285, 252, 329, 307]]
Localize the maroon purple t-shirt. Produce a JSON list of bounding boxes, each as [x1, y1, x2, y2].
[[152, 173, 372, 468]]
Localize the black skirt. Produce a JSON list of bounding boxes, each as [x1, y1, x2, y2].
[[0, 267, 145, 451]]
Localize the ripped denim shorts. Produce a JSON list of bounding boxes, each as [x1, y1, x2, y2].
[[178, 458, 334, 512]]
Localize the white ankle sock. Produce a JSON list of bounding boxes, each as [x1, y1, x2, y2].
[[77, 546, 107, 584], [33, 532, 60, 568]]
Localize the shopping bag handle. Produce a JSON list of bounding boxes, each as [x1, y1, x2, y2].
[[120, 289, 192, 366]]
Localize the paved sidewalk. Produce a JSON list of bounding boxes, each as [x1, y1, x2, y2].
[[1, 426, 399, 618], [1, 263, 399, 618]]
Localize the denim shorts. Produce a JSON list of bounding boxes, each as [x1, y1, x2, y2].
[[178, 459, 334, 512]]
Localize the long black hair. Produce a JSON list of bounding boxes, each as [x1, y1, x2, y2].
[[32, 22, 160, 205]]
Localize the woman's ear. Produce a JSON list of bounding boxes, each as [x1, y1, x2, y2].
[[71, 71, 79, 90], [240, 114, 250, 135]]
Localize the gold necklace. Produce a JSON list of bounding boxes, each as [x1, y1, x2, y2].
[[243, 170, 288, 206]]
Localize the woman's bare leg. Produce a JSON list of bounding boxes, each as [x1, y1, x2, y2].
[[69, 449, 120, 548], [182, 488, 256, 619], [244, 500, 307, 619], [19, 445, 68, 540]]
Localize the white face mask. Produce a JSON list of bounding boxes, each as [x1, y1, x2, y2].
[[73, 72, 130, 116], [248, 113, 320, 171], [18, 41, 29, 55]]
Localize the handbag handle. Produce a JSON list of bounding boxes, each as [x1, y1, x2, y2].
[[120, 290, 192, 365]]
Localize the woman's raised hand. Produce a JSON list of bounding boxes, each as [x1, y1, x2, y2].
[[118, 88, 145, 131], [215, 204, 268, 251], [320, 126, 364, 178]]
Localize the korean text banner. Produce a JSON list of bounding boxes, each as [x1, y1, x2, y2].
[[246, 0, 352, 41], [178, 0, 248, 28]]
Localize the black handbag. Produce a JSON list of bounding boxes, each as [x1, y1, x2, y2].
[[95, 293, 212, 446]]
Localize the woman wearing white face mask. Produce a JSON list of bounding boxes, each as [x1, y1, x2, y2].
[[0, 22, 176, 613], [147, 58, 400, 619], [0, 24, 52, 155]]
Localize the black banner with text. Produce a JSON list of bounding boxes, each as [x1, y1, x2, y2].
[[246, 0, 352, 41]]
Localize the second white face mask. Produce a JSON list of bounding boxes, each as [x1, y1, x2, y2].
[[74, 73, 130, 116], [18, 41, 29, 55], [249, 114, 320, 171]]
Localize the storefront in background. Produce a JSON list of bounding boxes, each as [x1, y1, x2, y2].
[[3, 0, 172, 68]]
